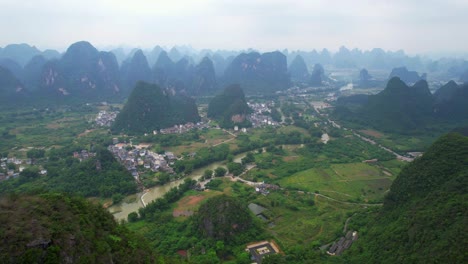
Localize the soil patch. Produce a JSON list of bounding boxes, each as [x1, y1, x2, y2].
[[359, 130, 384, 138]]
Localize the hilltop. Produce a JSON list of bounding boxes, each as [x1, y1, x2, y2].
[[207, 84, 251, 128], [223, 51, 290, 94], [333, 77, 468, 134], [112, 81, 200, 134]]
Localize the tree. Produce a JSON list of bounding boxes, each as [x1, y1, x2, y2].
[[203, 169, 213, 179], [26, 149, 45, 159], [262, 254, 287, 264], [112, 193, 124, 204], [227, 162, 244, 176], [214, 167, 227, 177], [127, 212, 139, 222], [19, 167, 40, 180], [241, 152, 255, 165]]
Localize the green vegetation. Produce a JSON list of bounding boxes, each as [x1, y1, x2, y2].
[[332, 78, 468, 151], [127, 179, 266, 263], [196, 195, 254, 241], [2, 76, 464, 263], [278, 163, 392, 203], [112, 82, 200, 134], [0, 193, 162, 263], [207, 84, 251, 128], [0, 146, 137, 198], [344, 132, 468, 263]]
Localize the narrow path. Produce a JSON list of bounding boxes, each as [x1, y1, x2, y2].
[[140, 191, 148, 207], [343, 214, 356, 233], [212, 129, 237, 147]]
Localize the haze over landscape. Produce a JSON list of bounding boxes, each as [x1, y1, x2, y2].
[[0, 1, 467, 264], [1, 0, 468, 56]]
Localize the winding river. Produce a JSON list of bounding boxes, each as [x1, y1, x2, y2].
[[108, 153, 246, 220]]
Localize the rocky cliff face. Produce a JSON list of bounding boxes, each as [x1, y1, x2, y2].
[[39, 41, 122, 99]]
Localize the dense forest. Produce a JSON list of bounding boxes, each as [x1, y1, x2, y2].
[[207, 84, 251, 128], [112, 81, 200, 134], [0, 146, 137, 198], [343, 132, 468, 263], [0, 193, 163, 263]]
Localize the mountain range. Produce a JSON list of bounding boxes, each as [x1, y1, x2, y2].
[[333, 77, 468, 133], [1, 41, 468, 105]]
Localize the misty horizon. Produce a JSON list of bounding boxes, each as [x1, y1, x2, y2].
[[2, 41, 468, 61], [1, 1, 468, 59]]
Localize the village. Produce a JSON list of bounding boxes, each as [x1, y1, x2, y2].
[[157, 121, 210, 135], [108, 142, 177, 181], [95, 110, 118, 127], [247, 101, 281, 128], [0, 156, 47, 181]]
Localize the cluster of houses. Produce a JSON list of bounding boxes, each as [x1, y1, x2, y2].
[[108, 144, 176, 180], [95, 110, 118, 127], [156, 121, 210, 135], [247, 102, 280, 128], [327, 230, 359, 256], [72, 150, 96, 162], [0, 157, 47, 181]]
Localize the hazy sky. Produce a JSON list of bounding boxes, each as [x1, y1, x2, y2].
[[0, 0, 467, 54]]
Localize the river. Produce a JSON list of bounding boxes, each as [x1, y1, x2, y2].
[[108, 153, 246, 220]]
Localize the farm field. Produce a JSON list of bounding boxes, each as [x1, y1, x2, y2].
[[278, 162, 394, 203]]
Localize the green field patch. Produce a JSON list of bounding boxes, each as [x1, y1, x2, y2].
[[277, 125, 309, 135], [279, 163, 391, 202], [330, 162, 383, 180], [251, 192, 357, 247]]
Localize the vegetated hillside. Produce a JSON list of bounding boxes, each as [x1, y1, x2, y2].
[[23, 55, 47, 90], [196, 194, 254, 241], [112, 81, 200, 134], [333, 77, 435, 133], [433, 81, 468, 121], [334, 78, 468, 134], [0, 66, 25, 97], [223, 51, 290, 94], [191, 56, 217, 95], [345, 132, 468, 263], [152, 52, 217, 95], [207, 84, 251, 128], [0, 193, 159, 263], [309, 63, 327, 86], [120, 49, 152, 96], [39, 41, 122, 100], [288, 55, 309, 83]]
